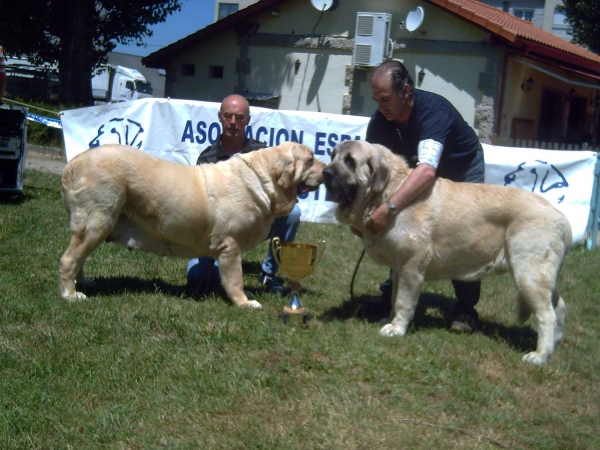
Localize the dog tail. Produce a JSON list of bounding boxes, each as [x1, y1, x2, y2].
[[61, 163, 75, 213]]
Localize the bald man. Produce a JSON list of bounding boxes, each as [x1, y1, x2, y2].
[[187, 94, 301, 296]]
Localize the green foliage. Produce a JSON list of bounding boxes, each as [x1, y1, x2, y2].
[[559, 0, 600, 54], [1, 170, 599, 448], [0, 0, 183, 104]]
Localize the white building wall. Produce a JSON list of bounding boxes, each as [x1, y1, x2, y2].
[[164, 0, 494, 131], [167, 31, 241, 102]]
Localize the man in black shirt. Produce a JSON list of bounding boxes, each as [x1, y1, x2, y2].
[[187, 94, 301, 295], [366, 60, 485, 333]]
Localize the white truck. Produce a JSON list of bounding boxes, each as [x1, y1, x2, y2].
[[91, 64, 153, 103]]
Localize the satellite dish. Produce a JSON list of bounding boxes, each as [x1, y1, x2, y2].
[[310, 0, 337, 11], [405, 6, 425, 32]]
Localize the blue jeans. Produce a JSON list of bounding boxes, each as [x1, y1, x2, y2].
[[187, 204, 301, 288]]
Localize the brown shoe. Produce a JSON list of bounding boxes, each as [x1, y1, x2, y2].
[[450, 315, 476, 333]]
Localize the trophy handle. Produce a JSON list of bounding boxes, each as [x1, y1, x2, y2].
[[315, 240, 326, 264], [271, 236, 282, 266]]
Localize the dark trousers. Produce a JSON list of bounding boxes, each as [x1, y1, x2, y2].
[[451, 280, 480, 320], [449, 144, 485, 320]]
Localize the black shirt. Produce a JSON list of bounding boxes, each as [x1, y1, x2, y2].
[[196, 137, 266, 165], [366, 89, 482, 181]]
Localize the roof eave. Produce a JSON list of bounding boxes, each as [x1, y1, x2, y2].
[[510, 38, 600, 75], [142, 0, 282, 68], [426, 0, 517, 42]]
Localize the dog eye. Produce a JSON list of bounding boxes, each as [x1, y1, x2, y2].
[[307, 157, 314, 167], [344, 154, 355, 169]]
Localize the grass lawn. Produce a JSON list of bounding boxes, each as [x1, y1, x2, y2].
[[1, 169, 599, 449]]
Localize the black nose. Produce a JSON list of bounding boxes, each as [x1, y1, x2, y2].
[[323, 166, 335, 184]]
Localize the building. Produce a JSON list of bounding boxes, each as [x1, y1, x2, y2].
[[478, 0, 570, 41], [143, 0, 600, 148], [215, 1, 259, 22]]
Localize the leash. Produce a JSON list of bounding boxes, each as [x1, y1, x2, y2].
[[3, 97, 61, 116], [350, 248, 366, 317]]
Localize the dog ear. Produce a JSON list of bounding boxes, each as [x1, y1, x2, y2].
[[271, 156, 299, 216], [273, 157, 295, 190], [367, 155, 389, 193]]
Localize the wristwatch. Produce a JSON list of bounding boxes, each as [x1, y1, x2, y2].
[[386, 200, 399, 216]]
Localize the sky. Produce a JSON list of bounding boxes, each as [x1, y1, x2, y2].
[[112, 0, 215, 57]]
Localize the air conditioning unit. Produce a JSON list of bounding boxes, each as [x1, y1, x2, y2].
[[353, 12, 393, 67]]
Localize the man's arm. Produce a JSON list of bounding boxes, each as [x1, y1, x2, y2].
[[196, 145, 216, 165], [366, 163, 436, 235]]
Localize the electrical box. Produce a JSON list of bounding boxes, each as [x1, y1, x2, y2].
[[353, 12, 393, 67], [0, 106, 28, 195]]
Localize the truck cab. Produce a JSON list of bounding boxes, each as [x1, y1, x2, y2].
[[92, 65, 153, 103]]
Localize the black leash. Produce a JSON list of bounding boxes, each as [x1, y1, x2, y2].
[[350, 248, 366, 317]]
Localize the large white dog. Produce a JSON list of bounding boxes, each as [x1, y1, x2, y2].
[[59, 142, 324, 308], [323, 140, 572, 364]]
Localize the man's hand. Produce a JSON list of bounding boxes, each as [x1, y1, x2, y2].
[[350, 226, 363, 238], [366, 202, 394, 236], [366, 164, 437, 236]]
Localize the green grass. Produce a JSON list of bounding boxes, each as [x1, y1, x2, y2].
[[1, 170, 599, 449]]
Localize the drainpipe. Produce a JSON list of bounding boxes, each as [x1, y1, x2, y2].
[[495, 51, 511, 140]]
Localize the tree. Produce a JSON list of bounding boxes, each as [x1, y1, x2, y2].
[[0, 0, 182, 105], [558, 0, 600, 55]]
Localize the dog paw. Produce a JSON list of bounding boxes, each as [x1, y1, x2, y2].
[[245, 300, 263, 309], [63, 291, 88, 302], [379, 323, 407, 337], [522, 352, 549, 365]]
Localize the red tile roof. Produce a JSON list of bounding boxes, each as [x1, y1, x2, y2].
[[427, 0, 600, 65]]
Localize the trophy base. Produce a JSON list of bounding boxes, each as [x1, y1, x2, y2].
[[281, 307, 309, 326]]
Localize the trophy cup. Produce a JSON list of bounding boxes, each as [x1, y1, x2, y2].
[[271, 236, 325, 325]]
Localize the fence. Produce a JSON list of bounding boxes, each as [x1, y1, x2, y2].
[[492, 136, 600, 152]]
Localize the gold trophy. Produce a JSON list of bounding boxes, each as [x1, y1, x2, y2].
[[271, 236, 325, 325]]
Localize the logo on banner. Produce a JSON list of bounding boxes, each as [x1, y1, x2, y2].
[[89, 118, 145, 149], [504, 160, 569, 203]]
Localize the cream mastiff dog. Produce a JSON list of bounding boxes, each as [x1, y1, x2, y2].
[[323, 140, 572, 364], [59, 142, 324, 308]]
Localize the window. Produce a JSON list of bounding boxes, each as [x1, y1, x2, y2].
[[181, 64, 195, 77], [514, 9, 534, 22], [553, 10, 568, 27], [502, 1, 509, 13], [209, 66, 224, 79], [218, 3, 238, 20]]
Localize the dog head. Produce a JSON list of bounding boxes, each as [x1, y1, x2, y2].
[[267, 141, 325, 216], [324, 140, 396, 207]]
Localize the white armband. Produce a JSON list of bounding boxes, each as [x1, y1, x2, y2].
[[417, 139, 443, 169]]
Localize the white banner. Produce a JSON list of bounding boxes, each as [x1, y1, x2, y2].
[[482, 144, 597, 245], [60, 98, 598, 244]]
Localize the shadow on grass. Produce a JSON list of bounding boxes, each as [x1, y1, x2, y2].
[[82, 276, 188, 299], [79, 260, 268, 302], [0, 192, 28, 204], [320, 292, 538, 353]]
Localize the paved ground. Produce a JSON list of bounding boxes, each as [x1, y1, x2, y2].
[[25, 152, 67, 175]]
